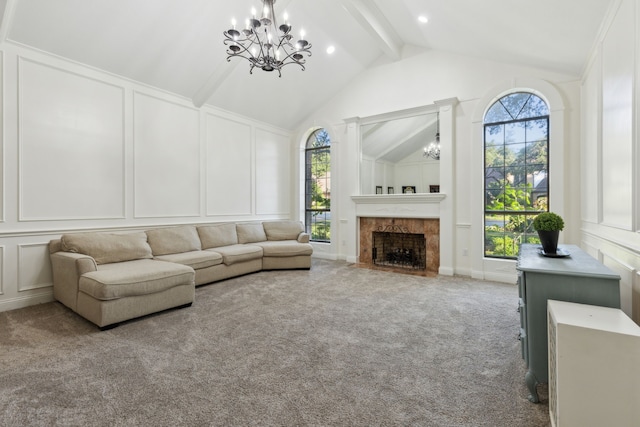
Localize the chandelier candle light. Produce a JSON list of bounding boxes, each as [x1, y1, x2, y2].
[[423, 113, 441, 160], [224, 0, 312, 77]]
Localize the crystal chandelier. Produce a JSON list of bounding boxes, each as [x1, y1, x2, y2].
[[423, 113, 440, 160], [223, 0, 312, 77]]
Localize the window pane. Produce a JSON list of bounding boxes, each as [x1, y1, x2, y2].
[[501, 93, 531, 119], [505, 122, 526, 143], [521, 95, 549, 118], [526, 119, 548, 142], [485, 104, 512, 123], [506, 143, 526, 165]]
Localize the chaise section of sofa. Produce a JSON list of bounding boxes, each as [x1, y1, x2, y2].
[[50, 232, 195, 330]]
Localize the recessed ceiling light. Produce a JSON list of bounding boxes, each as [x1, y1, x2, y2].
[[418, 15, 428, 24], [326, 46, 335, 54]]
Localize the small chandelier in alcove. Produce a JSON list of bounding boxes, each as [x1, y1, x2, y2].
[[423, 113, 440, 160], [223, 0, 312, 77]]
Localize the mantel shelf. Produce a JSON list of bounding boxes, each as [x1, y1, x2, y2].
[[351, 194, 446, 204]]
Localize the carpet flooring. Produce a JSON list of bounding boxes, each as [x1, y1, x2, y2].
[[0, 259, 550, 426]]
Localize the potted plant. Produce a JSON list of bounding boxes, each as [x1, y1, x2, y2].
[[533, 212, 564, 255]]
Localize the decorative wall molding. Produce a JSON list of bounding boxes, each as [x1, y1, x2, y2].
[[17, 242, 52, 292], [17, 56, 126, 221]]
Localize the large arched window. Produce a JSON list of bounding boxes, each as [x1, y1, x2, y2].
[[484, 92, 549, 258], [305, 128, 331, 242]]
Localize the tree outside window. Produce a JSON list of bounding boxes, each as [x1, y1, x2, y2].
[[484, 93, 549, 258], [305, 129, 331, 242]]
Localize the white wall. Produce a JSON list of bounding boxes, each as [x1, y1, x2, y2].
[[296, 47, 582, 282], [581, 0, 640, 322], [0, 43, 293, 312]]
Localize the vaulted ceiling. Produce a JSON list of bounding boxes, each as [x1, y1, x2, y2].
[[3, 0, 612, 129]]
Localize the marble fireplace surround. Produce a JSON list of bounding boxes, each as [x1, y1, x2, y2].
[[359, 216, 440, 273]]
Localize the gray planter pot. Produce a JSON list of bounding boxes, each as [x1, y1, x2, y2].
[[537, 230, 559, 254]]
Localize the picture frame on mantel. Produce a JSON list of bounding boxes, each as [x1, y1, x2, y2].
[[375, 186, 383, 194], [402, 186, 416, 194], [430, 185, 440, 193], [388, 187, 394, 194]]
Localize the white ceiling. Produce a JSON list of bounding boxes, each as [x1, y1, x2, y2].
[[4, 0, 612, 129]]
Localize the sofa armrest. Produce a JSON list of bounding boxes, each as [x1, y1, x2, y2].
[[50, 251, 98, 311], [297, 233, 310, 243]]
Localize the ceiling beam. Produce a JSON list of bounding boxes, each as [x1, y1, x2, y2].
[[0, 0, 18, 42], [341, 0, 402, 61]]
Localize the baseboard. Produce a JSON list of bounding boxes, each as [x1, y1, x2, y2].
[[0, 290, 54, 312], [483, 271, 517, 284], [438, 266, 455, 276], [454, 267, 472, 277], [311, 252, 338, 261]]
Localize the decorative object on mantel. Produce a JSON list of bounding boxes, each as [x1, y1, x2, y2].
[[533, 211, 565, 256], [388, 187, 394, 194], [423, 112, 440, 160], [224, 0, 312, 77], [429, 185, 440, 193], [402, 186, 416, 194], [376, 186, 383, 194]]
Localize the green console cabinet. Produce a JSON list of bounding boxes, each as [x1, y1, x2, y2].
[[516, 244, 620, 403]]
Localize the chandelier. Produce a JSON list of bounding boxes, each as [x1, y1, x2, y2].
[[223, 0, 312, 77], [423, 113, 440, 160]]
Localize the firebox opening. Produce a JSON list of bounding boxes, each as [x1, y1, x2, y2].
[[372, 230, 426, 270]]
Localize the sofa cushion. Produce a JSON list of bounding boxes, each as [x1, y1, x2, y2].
[[146, 226, 201, 256], [154, 250, 223, 270], [61, 232, 153, 265], [79, 259, 194, 300], [263, 221, 305, 241], [197, 223, 238, 249], [255, 241, 314, 257], [236, 223, 267, 244], [206, 245, 263, 266]]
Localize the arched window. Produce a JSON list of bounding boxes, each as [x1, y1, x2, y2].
[[305, 128, 331, 242], [484, 92, 549, 258]]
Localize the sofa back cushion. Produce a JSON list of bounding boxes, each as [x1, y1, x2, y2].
[[146, 226, 201, 256], [236, 223, 267, 244], [263, 221, 304, 241], [61, 232, 153, 265], [197, 223, 238, 249]]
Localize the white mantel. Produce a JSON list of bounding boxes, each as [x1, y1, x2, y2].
[[351, 193, 445, 218]]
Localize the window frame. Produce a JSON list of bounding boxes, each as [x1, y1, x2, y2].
[[304, 129, 331, 243], [483, 93, 550, 259]]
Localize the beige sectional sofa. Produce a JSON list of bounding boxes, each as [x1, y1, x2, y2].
[[49, 221, 313, 329]]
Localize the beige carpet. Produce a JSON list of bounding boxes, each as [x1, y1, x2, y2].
[[0, 259, 549, 426]]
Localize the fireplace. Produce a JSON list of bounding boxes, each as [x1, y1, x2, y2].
[[359, 217, 439, 273], [372, 226, 426, 270]]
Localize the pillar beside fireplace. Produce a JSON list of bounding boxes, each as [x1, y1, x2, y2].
[[359, 217, 440, 273]]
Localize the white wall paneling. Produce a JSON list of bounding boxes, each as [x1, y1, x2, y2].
[[0, 246, 4, 295], [17, 242, 51, 292], [255, 128, 290, 216], [18, 57, 125, 221], [600, 0, 634, 230], [205, 113, 252, 216], [600, 250, 635, 318], [580, 50, 601, 224], [0, 51, 3, 224], [133, 92, 200, 218]]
